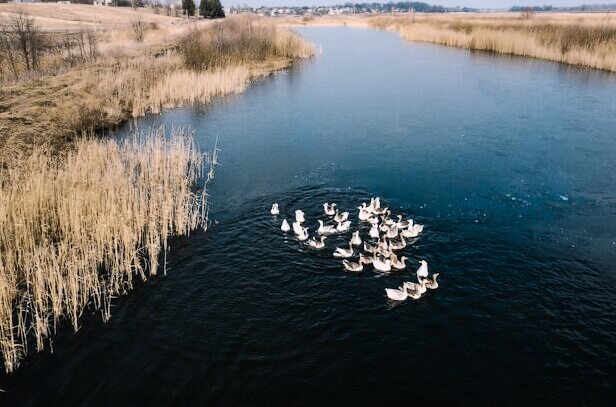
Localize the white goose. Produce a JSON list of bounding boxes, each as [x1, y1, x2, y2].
[[386, 225, 399, 239], [358, 205, 371, 221], [373, 206, 388, 216], [369, 224, 379, 239], [292, 221, 304, 235], [333, 210, 349, 223], [306, 236, 327, 249], [295, 209, 305, 224], [416, 260, 429, 279], [296, 227, 309, 241], [281, 219, 291, 232], [385, 285, 408, 301], [317, 220, 336, 235], [389, 254, 408, 270], [323, 203, 336, 216], [372, 256, 391, 272], [350, 231, 362, 246], [342, 258, 366, 272], [336, 220, 351, 233], [333, 242, 354, 258], [396, 215, 413, 229], [270, 203, 280, 215], [368, 216, 379, 225], [401, 224, 424, 238]]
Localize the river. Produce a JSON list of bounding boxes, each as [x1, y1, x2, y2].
[[2, 26, 616, 405]]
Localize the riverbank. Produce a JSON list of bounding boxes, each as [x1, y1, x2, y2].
[[288, 12, 616, 73], [0, 9, 313, 166], [0, 9, 313, 373]]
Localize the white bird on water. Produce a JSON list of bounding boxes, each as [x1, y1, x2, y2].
[[296, 227, 309, 241], [369, 224, 379, 239], [423, 273, 440, 290], [292, 221, 304, 236], [295, 209, 305, 223], [306, 236, 327, 249], [317, 220, 337, 235], [323, 203, 336, 216], [333, 242, 354, 258], [281, 219, 290, 232], [336, 220, 351, 233], [417, 260, 429, 279], [385, 285, 408, 301], [350, 231, 362, 246], [373, 256, 392, 272], [342, 258, 365, 272], [270, 203, 279, 215], [334, 210, 349, 223]]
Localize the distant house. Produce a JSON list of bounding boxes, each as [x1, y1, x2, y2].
[[93, 0, 113, 5]]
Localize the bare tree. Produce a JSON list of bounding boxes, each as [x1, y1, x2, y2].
[[131, 19, 147, 42], [9, 11, 43, 71]]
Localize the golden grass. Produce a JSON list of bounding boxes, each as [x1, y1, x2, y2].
[[0, 128, 210, 373], [0, 15, 314, 167], [368, 13, 616, 72]]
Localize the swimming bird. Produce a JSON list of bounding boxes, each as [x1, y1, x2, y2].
[[281, 219, 291, 232], [396, 215, 413, 229], [402, 223, 424, 238], [292, 221, 304, 236], [423, 273, 440, 290], [373, 206, 388, 216], [404, 277, 427, 294], [297, 227, 309, 241], [306, 236, 327, 249], [270, 203, 279, 215], [374, 197, 381, 209], [358, 205, 371, 221], [334, 210, 349, 223], [363, 241, 377, 254], [350, 231, 362, 246], [389, 254, 408, 270], [385, 285, 408, 301], [373, 256, 392, 272], [317, 220, 337, 235], [368, 216, 380, 225], [386, 225, 399, 239], [403, 282, 423, 300], [416, 260, 429, 279], [333, 242, 354, 258], [336, 220, 351, 233], [359, 253, 373, 264], [323, 203, 336, 216], [342, 258, 365, 272], [369, 224, 379, 239], [389, 236, 406, 251], [295, 209, 305, 223]]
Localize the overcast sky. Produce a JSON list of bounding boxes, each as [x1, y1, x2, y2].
[[222, 1, 590, 9]]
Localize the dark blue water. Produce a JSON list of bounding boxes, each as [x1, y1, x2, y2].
[[2, 27, 616, 405]]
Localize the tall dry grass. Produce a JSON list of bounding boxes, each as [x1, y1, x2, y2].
[[369, 14, 616, 72], [0, 128, 211, 373], [0, 15, 313, 167]]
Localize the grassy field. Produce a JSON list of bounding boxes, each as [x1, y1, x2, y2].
[[290, 12, 616, 72], [0, 6, 313, 373]]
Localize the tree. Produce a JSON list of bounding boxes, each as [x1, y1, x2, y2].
[[182, 0, 196, 16], [200, 0, 225, 19]]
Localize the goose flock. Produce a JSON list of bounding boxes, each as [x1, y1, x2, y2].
[[270, 198, 440, 302]]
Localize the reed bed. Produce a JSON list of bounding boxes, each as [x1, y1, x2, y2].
[[0, 128, 210, 373], [369, 14, 616, 72]]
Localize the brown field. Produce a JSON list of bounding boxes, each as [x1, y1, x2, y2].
[[289, 12, 616, 72], [0, 3, 179, 31]]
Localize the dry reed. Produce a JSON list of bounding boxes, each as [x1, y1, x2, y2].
[[368, 14, 616, 72], [0, 128, 211, 373]]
